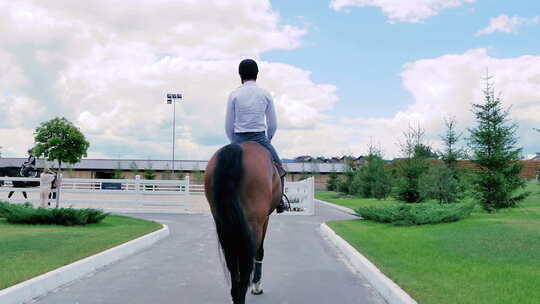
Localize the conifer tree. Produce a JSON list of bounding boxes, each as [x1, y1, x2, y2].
[[441, 116, 463, 171], [353, 144, 392, 199], [468, 75, 528, 211], [420, 117, 467, 204], [394, 125, 432, 203]]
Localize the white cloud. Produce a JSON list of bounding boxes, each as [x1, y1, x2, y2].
[[0, 51, 27, 91], [0, 0, 338, 160], [329, 0, 476, 23], [477, 14, 540, 35], [341, 49, 540, 158], [2, 2, 539, 162]]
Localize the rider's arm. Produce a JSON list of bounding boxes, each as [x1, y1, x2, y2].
[[225, 93, 235, 142], [265, 95, 277, 141]]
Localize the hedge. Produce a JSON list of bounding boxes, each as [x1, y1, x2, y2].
[[356, 203, 475, 226], [0, 202, 108, 225]]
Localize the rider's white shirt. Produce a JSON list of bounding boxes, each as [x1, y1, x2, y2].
[[225, 81, 277, 142]]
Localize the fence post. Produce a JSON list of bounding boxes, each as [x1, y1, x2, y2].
[[135, 175, 141, 203], [55, 173, 63, 209], [310, 176, 315, 215], [185, 175, 190, 210], [185, 175, 190, 195]]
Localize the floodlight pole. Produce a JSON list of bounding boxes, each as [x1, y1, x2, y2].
[[167, 93, 182, 176], [173, 98, 176, 175]]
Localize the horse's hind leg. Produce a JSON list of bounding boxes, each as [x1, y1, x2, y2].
[[251, 247, 264, 295], [252, 218, 269, 295]]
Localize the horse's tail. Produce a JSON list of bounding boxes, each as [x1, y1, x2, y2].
[[212, 143, 255, 298]]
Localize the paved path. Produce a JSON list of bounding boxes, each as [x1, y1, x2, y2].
[[34, 203, 384, 304]]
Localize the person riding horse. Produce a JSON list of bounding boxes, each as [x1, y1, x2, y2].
[[204, 59, 288, 303], [225, 59, 288, 213], [21, 149, 37, 177]]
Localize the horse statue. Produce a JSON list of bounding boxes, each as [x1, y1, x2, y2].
[[204, 142, 282, 304]]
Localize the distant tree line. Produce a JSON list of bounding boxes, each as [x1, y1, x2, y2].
[[328, 75, 529, 212]]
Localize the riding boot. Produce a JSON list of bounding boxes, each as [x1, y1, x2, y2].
[[275, 163, 288, 214]]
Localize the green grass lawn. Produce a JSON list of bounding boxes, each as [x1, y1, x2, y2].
[[0, 214, 161, 290], [319, 183, 540, 304]]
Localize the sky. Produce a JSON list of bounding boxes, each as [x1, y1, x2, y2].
[[1, 0, 539, 160]]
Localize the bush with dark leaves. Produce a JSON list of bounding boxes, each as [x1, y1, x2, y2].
[[356, 203, 474, 226], [0, 201, 108, 226]]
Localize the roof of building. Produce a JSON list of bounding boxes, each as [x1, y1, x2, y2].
[[0, 158, 345, 173], [531, 153, 540, 161]]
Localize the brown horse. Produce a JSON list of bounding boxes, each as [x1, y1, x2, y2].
[[204, 141, 281, 304]]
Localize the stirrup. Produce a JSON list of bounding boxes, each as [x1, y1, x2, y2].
[[276, 193, 290, 214]]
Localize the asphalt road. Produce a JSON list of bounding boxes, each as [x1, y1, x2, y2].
[[34, 203, 385, 304]]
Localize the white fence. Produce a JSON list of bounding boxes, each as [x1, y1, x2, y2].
[[0, 175, 190, 211], [284, 177, 315, 215], [0, 175, 315, 215]]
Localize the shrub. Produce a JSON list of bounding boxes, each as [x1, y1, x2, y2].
[[353, 152, 393, 200], [419, 163, 466, 204], [394, 125, 433, 203], [326, 172, 339, 191], [393, 157, 430, 203], [0, 202, 108, 225], [356, 203, 475, 226], [85, 208, 109, 224], [175, 172, 186, 180], [337, 170, 354, 194]]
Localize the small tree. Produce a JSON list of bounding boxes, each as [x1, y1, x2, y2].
[[336, 158, 355, 194], [191, 162, 204, 184], [420, 116, 468, 204], [143, 160, 156, 180], [112, 161, 125, 179], [326, 172, 339, 191], [394, 125, 432, 203], [468, 75, 528, 211], [129, 161, 139, 177], [441, 117, 463, 170], [32, 117, 90, 171], [162, 164, 172, 180], [353, 145, 392, 199], [175, 171, 186, 180], [419, 163, 464, 204]]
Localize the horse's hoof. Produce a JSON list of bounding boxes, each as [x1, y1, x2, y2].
[[251, 281, 263, 295]]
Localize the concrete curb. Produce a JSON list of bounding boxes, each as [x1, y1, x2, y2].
[[315, 199, 358, 216], [0, 224, 170, 304], [320, 223, 417, 304]]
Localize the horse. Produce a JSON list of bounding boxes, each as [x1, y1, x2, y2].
[[204, 141, 281, 304], [1, 167, 40, 200]]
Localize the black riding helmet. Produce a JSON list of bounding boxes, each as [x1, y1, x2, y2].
[[238, 59, 258, 81]]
